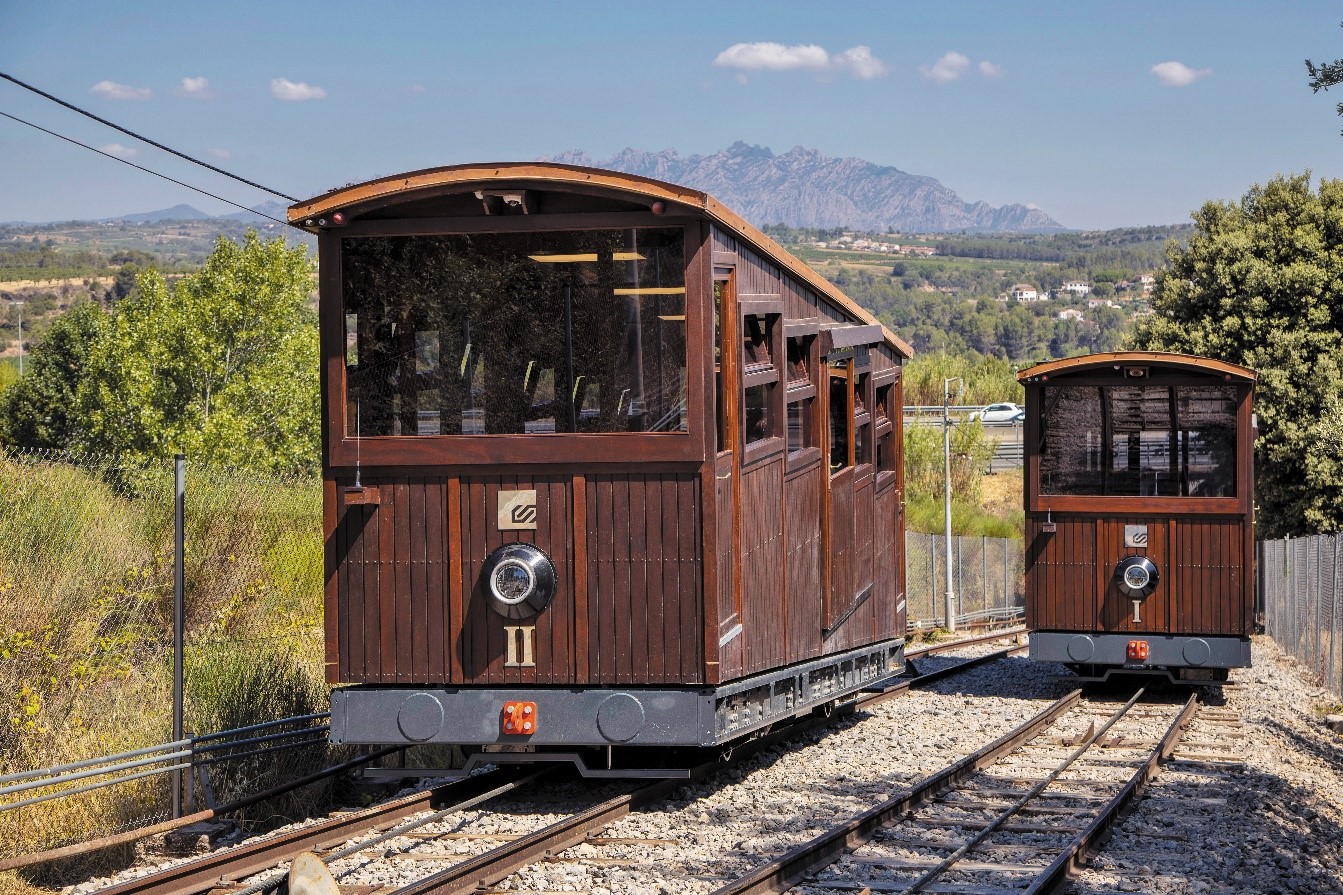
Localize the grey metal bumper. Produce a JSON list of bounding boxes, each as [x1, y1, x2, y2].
[[1030, 631, 1251, 668], [330, 639, 904, 749]]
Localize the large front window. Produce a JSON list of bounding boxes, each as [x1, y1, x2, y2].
[[1040, 384, 1237, 497], [341, 228, 686, 436]]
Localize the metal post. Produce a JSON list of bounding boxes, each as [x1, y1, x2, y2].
[[172, 454, 185, 819], [15, 300, 23, 376], [930, 534, 938, 621], [943, 377, 960, 632], [982, 534, 988, 616]]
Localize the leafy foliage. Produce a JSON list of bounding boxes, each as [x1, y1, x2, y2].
[[1131, 174, 1343, 536], [0, 302, 108, 449], [1306, 24, 1343, 135], [0, 232, 320, 473]]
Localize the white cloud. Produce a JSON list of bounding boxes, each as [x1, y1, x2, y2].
[[713, 42, 889, 80], [99, 143, 138, 158], [404, 84, 427, 95], [1150, 61, 1210, 87], [979, 60, 1004, 79], [832, 46, 889, 80], [207, 147, 231, 159], [90, 80, 152, 101], [270, 78, 327, 101], [714, 42, 830, 72], [173, 76, 214, 99], [920, 52, 970, 84]]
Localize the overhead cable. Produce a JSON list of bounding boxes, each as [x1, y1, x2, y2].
[[0, 110, 289, 226], [0, 70, 299, 203]]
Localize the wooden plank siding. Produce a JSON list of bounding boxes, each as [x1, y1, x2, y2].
[[330, 473, 702, 686], [1026, 514, 1250, 636], [740, 458, 786, 676], [783, 463, 824, 664]]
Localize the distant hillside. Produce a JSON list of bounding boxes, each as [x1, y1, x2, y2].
[[106, 203, 211, 223], [549, 142, 1066, 233]]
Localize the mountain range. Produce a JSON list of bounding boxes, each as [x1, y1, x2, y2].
[[21, 145, 1064, 233], [550, 143, 1065, 233]]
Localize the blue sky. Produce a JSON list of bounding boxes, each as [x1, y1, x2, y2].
[[1, 1, 1341, 229]]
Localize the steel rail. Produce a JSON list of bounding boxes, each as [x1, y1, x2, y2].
[[84, 766, 531, 895], [380, 649, 1045, 895], [2, 748, 401, 874], [708, 689, 1084, 895], [897, 688, 1152, 894], [1023, 692, 1198, 895]]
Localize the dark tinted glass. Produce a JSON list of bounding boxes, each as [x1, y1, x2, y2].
[[743, 384, 774, 445], [1040, 384, 1237, 497], [788, 398, 812, 454], [829, 373, 851, 472], [341, 229, 686, 436]]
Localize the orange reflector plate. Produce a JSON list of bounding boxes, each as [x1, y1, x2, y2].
[[502, 701, 538, 735], [1126, 640, 1149, 661]]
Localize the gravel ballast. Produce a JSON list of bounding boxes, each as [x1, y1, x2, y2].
[[65, 633, 1343, 895]]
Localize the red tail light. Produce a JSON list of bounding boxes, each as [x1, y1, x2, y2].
[[1127, 640, 1149, 661]]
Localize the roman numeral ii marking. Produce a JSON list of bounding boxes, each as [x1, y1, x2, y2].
[[504, 625, 536, 667]]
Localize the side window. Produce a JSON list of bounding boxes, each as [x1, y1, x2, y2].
[[786, 335, 817, 459], [875, 383, 896, 474], [741, 313, 781, 448], [853, 371, 871, 467], [829, 360, 853, 473], [714, 279, 732, 454]]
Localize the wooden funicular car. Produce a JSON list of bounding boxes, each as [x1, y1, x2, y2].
[[289, 163, 913, 775]]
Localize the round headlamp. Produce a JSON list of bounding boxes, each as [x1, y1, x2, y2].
[[1115, 555, 1159, 598], [481, 544, 556, 619]]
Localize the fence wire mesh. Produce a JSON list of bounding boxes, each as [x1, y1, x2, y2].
[[905, 531, 1025, 629], [1262, 533, 1343, 700], [0, 447, 331, 862]]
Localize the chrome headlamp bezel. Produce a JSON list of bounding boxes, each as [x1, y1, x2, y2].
[[481, 543, 557, 619], [1114, 555, 1160, 598]]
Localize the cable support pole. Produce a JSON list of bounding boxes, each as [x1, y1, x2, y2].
[[173, 454, 185, 819], [0, 71, 299, 202]]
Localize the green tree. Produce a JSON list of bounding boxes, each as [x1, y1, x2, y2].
[[0, 301, 108, 449], [76, 232, 319, 472], [1307, 27, 1343, 134], [1131, 174, 1343, 536]]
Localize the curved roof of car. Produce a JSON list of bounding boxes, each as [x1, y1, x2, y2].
[[289, 162, 913, 358], [1017, 351, 1256, 383]]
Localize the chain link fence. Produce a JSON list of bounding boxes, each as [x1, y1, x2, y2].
[[905, 531, 1025, 630], [1262, 534, 1343, 699], [0, 447, 330, 865]]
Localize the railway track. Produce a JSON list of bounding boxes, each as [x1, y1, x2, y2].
[[710, 688, 1201, 895], [83, 629, 1024, 895]]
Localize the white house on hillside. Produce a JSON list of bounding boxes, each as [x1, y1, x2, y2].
[[1059, 281, 1091, 296], [1011, 283, 1043, 302]]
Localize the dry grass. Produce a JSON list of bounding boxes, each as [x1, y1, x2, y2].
[[981, 469, 1024, 520], [0, 454, 329, 879]]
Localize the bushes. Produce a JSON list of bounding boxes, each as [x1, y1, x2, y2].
[[0, 452, 326, 865], [902, 415, 1021, 537]]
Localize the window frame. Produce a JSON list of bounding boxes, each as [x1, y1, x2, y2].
[[1025, 373, 1252, 514], [322, 220, 704, 469]]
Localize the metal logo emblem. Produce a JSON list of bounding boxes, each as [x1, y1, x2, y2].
[[498, 489, 538, 530], [1124, 525, 1148, 548]]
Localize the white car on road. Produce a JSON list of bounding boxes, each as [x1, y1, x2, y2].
[[969, 402, 1024, 423]]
